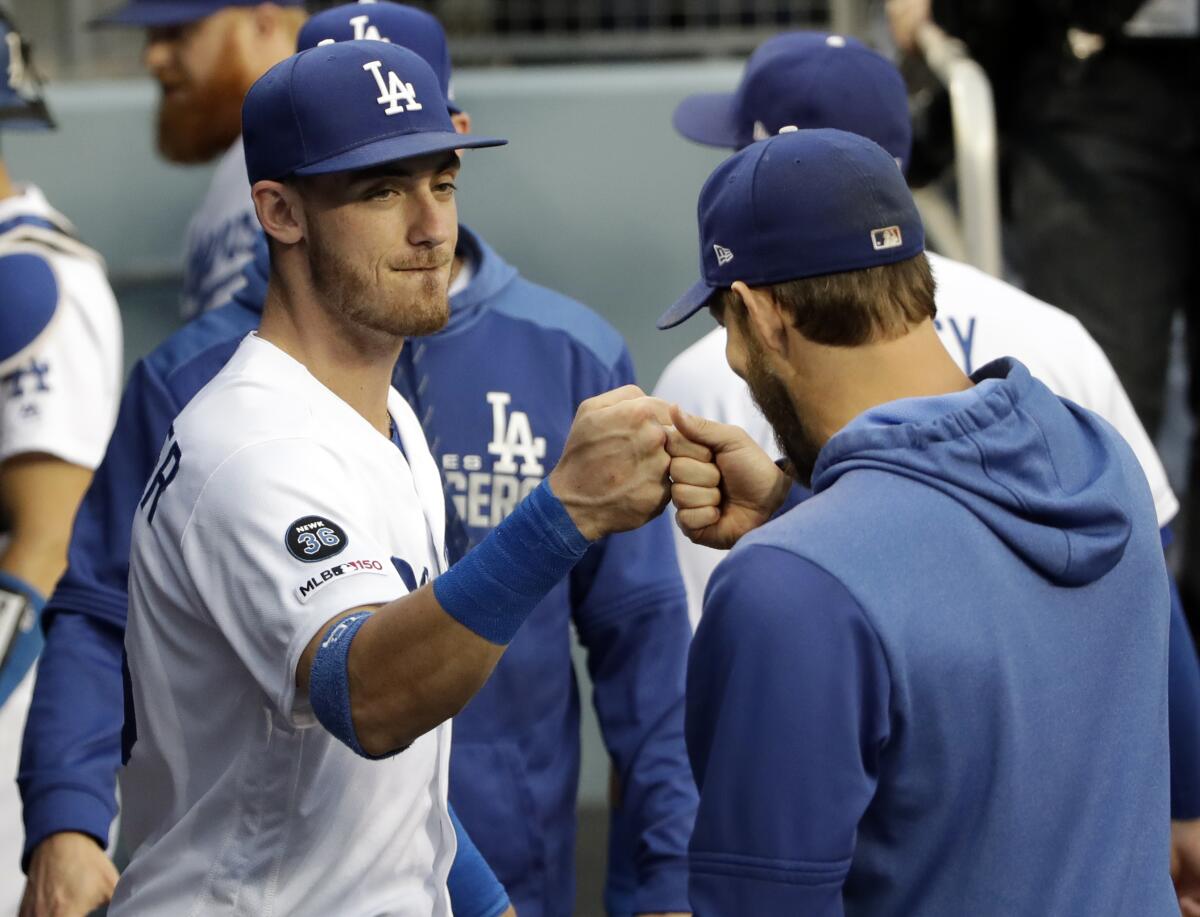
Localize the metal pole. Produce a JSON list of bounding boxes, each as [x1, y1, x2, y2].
[[916, 21, 1003, 277]]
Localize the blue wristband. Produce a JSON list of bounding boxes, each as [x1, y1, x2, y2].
[[309, 611, 390, 758], [434, 478, 591, 645], [0, 571, 45, 707]]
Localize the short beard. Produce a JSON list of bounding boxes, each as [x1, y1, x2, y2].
[[155, 54, 252, 164], [307, 222, 450, 339], [742, 330, 823, 487]]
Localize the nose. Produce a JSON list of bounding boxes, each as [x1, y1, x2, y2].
[[405, 187, 455, 251], [142, 30, 176, 79]]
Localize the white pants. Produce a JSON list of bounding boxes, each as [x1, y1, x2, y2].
[[0, 670, 34, 917]]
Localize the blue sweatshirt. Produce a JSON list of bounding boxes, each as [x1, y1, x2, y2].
[[19, 227, 695, 917], [687, 359, 1176, 917]]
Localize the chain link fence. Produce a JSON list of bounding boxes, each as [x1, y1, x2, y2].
[[5, 0, 837, 79]]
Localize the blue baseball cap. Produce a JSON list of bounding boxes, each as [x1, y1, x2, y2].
[[298, 3, 460, 113], [0, 252, 58, 373], [0, 12, 54, 130], [673, 32, 912, 171], [658, 128, 924, 330], [242, 41, 505, 185], [91, 0, 305, 29]]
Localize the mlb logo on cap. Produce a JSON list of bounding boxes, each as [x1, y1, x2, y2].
[[241, 41, 505, 185], [658, 128, 924, 330], [872, 226, 904, 251]]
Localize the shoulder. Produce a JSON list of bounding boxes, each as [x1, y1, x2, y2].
[[699, 542, 880, 669], [487, 273, 627, 372], [0, 249, 58, 367], [932, 254, 1089, 341], [143, 299, 261, 392]]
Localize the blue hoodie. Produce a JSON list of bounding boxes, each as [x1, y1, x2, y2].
[[20, 227, 695, 917], [686, 359, 1175, 916]]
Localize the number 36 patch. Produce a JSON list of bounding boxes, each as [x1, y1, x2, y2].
[[285, 515, 348, 562]]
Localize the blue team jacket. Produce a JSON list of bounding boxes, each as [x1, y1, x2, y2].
[[19, 227, 695, 917], [687, 361, 1177, 916]]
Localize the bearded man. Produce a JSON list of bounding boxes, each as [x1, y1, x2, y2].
[[93, 1, 306, 317]]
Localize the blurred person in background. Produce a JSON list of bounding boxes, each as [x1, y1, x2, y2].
[[0, 11, 122, 915], [886, 0, 1200, 642], [92, 0, 307, 318], [19, 4, 697, 917], [653, 29, 1200, 912]]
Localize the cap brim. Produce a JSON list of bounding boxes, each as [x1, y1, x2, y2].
[[291, 131, 507, 179], [89, 2, 232, 28], [672, 92, 740, 148], [657, 278, 717, 330]]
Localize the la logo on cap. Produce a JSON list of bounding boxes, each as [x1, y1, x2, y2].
[[363, 60, 423, 115], [317, 14, 390, 46], [871, 225, 903, 251], [713, 244, 734, 266]]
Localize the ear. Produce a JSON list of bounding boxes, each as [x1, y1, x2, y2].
[[732, 280, 789, 358], [450, 111, 471, 136], [252, 180, 304, 247]]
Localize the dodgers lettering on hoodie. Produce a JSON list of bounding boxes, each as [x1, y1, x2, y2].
[[686, 358, 1176, 917]]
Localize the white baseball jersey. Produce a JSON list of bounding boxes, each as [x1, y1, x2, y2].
[[0, 186, 121, 916], [179, 139, 259, 320], [655, 251, 1179, 627], [0, 187, 122, 469], [114, 334, 455, 916]]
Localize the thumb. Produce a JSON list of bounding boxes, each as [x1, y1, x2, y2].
[[670, 403, 739, 452]]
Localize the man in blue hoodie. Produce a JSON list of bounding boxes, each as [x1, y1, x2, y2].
[[18, 5, 696, 917], [660, 128, 1176, 915]]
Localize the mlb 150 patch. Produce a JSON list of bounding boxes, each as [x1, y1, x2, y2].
[[285, 515, 349, 562]]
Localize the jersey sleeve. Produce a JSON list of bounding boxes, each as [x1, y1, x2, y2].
[[0, 254, 121, 470], [176, 439, 410, 727], [687, 545, 890, 915]]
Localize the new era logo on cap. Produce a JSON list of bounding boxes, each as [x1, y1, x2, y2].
[[713, 244, 734, 266], [871, 226, 903, 251]]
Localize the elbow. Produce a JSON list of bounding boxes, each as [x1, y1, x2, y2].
[[350, 683, 468, 758]]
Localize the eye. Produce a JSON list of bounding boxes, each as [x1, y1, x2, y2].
[[435, 181, 457, 194], [367, 187, 397, 201]]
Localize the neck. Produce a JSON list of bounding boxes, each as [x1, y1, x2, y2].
[[258, 273, 401, 438], [0, 161, 17, 201], [788, 319, 974, 445]]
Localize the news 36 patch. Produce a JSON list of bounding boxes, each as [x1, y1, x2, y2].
[[285, 515, 348, 563]]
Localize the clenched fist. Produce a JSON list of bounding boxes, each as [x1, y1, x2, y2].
[[549, 385, 680, 541], [665, 405, 791, 550]]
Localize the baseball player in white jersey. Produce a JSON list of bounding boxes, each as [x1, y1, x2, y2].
[[91, 0, 308, 318], [116, 42, 679, 914], [0, 12, 122, 914], [655, 32, 1179, 625]]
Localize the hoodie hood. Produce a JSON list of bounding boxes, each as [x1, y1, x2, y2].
[[812, 358, 1133, 586], [229, 225, 517, 335]]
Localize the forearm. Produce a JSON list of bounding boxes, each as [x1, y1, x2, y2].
[[19, 609, 124, 865], [347, 593, 505, 755], [0, 528, 72, 598], [303, 478, 593, 757]]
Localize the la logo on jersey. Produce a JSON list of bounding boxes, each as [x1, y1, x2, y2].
[[488, 392, 546, 476], [362, 60, 423, 116], [443, 392, 547, 530]]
